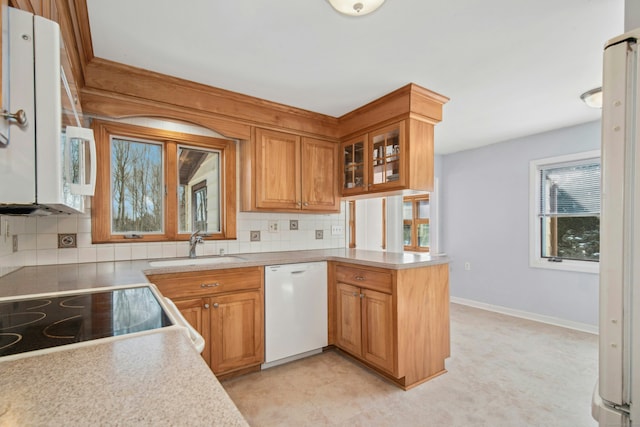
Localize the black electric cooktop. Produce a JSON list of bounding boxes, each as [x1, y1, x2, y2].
[[0, 286, 172, 358]]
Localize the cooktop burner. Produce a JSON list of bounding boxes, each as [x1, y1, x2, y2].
[[0, 286, 172, 358]]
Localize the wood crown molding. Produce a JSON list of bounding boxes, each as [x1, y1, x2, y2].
[[84, 57, 341, 139]]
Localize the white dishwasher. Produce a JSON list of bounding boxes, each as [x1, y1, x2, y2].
[[263, 262, 328, 369]]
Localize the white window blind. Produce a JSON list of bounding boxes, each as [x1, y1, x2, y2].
[[538, 160, 601, 218]]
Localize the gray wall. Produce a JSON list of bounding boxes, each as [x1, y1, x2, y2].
[[626, 0, 640, 31], [441, 120, 601, 327]]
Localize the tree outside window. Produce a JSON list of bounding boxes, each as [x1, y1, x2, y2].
[[92, 120, 236, 243], [111, 137, 163, 234]]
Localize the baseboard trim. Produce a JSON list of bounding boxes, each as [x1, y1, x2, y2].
[[450, 296, 598, 335]]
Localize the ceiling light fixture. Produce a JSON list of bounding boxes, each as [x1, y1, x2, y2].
[[327, 0, 385, 16], [580, 87, 602, 108]]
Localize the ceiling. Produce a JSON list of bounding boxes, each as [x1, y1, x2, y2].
[[85, 0, 624, 154]]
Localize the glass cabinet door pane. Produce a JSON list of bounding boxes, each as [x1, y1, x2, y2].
[[372, 127, 400, 185], [344, 139, 365, 190]]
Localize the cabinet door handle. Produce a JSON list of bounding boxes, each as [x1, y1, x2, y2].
[[213, 303, 219, 308], [355, 275, 366, 281], [297, 201, 302, 207], [1, 109, 27, 127], [352, 292, 358, 297], [360, 293, 365, 299], [204, 303, 210, 309], [303, 202, 309, 207], [201, 283, 220, 288]]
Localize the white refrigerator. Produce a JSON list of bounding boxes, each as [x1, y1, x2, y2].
[[593, 28, 640, 426]]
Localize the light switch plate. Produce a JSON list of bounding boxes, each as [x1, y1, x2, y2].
[[331, 225, 344, 235], [268, 220, 278, 233]]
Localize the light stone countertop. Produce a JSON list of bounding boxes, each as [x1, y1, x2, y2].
[[0, 249, 449, 297], [142, 248, 450, 275], [0, 248, 448, 425], [0, 328, 248, 427]]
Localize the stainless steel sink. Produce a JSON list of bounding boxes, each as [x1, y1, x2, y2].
[[148, 256, 246, 268]]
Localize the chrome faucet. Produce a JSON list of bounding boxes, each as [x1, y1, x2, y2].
[[189, 230, 203, 258]]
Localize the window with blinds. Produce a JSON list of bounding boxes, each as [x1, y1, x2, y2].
[[537, 157, 600, 262]]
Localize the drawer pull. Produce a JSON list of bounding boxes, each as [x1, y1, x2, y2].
[[213, 303, 219, 308], [355, 275, 366, 281], [204, 303, 210, 309], [201, 283, 220, 288]]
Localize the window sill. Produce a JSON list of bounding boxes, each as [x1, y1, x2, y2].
[[529, 258, 599, 274]]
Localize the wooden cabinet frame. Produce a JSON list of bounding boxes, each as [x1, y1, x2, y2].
[[330, 261, 450, 390], [340, 119, 437, 198], [146, 267, 264, 378], [240, 127, 340, 213]]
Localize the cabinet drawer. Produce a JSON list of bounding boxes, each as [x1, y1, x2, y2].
[[335, 265, 392, 293], [147, 267, 263, 299]]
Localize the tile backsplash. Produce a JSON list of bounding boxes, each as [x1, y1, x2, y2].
[[0, 203, 346, 277]]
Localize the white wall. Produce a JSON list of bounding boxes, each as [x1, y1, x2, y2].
[[355, 198, 384, 251], [626, 0, 640, 31], [441, 120, 601, 328]]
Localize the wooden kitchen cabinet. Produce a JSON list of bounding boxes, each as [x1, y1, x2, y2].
[[340, 118, 437, 197], [210, 290, 263, 374], [146, 267, 264, 378], [330, 261, 449, 390], [240, 127, 340, 213], [174, 297, 211, 366], [336, 282, 394, 374], [335, 282, 362, 356]]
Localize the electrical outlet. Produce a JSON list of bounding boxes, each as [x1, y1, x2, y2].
[[464, 262, 471, 271], [12, 235, 18, 253], [268, 220, 278, 233], [58, 233, 77, 249], [250, 230, 261, 242], [331, 225, 344, 235], [289, 220, 299, 230], [315, 230, 323, 240]]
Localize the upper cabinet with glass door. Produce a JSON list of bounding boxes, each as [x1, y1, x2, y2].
[[339, 84, 448, 198], [340, 121, 408, 196], [341, 134, 368, 195], [370, 123, 404, 190]]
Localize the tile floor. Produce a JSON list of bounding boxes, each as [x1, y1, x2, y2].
[[222, 303, 598, 426]]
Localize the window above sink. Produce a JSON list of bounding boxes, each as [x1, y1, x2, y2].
[[91, 119, 237, 244]]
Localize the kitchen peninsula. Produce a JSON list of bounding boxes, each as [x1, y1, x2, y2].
[[0, 249, 449, 424]]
